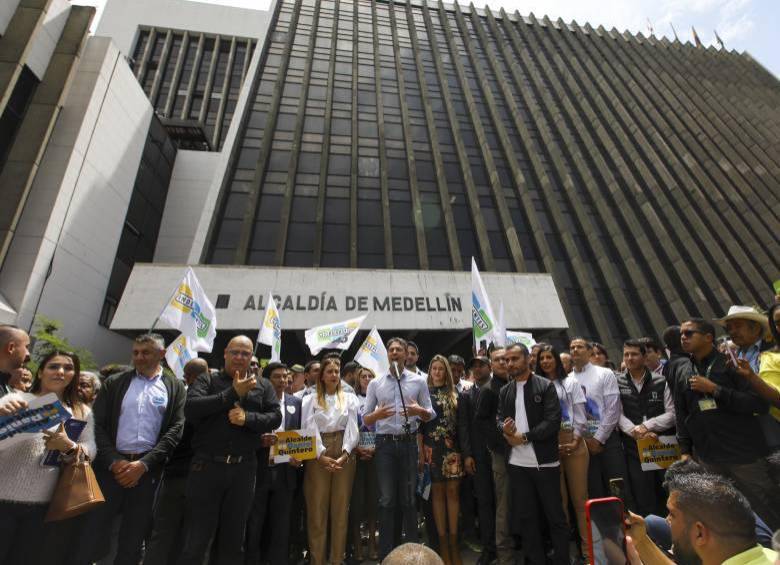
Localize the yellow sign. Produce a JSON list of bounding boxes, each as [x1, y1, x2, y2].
[[271, 430, 317, 462], [637, 435, 681, 471]]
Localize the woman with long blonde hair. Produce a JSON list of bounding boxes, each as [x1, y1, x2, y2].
[[301, 355, 360, 565], [419, 354, 469, 565]]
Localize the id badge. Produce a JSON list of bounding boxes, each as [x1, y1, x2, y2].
[[698, 397, 717, 411]]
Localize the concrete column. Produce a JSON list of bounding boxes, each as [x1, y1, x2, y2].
[[0, 5, 94, 267], [0, 0, 52, 117], [162, 31, 189, 117]]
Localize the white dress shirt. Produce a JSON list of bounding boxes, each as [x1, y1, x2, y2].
[[570, 363, 621, 444], [302, 392, 360, 458], [618, 376, 676, 435]]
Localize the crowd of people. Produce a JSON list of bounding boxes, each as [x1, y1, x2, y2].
[[0, 300, 778, 565]]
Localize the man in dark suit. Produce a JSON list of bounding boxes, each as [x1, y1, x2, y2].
[[80, 333, 186, 565], [179, 335, 281, 564], [497, 343, 568, 565], [246, 361, 303, 565], [460, 357, 496, 565]]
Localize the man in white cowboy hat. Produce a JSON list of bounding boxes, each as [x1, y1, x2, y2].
[[715, 305, 770, 373]]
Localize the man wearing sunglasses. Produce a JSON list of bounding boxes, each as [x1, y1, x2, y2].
[[675, 318, 780, 531]]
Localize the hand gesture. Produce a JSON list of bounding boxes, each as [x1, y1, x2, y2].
[[0, 396, 27, 416], [624, 512, 648, 546], [260, 433, 277, 448], [733, 358, 756, 380], [233, 370, 256, 397], [318, 455, 342, 473], [228, 402, 246, 426], [115, 460, 146, 488], [42, 422, 76, 452], [631, 424, 649, 440], [373, 403, 395, 421], [288, 456, 302, 468], [689, 375, 716, 394], [502, 417, 516, 436], [403, 398, 424, 419]]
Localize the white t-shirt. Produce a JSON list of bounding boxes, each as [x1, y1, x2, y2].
[[570, 363, 620, 444], [508, 381, 559, 468]]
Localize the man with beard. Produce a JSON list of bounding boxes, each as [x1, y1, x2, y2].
[[0, 325, 30, 403], [626, 472, 777, 565]]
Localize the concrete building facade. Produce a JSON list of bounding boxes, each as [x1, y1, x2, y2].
[[1, 0, 778, 363]]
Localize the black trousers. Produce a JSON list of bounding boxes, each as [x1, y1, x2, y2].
[[0, 501, 46, 563], [246, 465, 296, 565], [588, 432, 631, 502], [472, 455, 496, 554], [459, 473, 477, 538], [624, 447, 665, 516], [143, 474, 188, 565], [507, 465, 570, 565], [179, 455, 257, 565], [77, 465, 163, 565]]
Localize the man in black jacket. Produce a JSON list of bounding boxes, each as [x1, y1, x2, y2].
[[81, 333, 186, 565], [179, 335, 281, 565], [461, 356, 496, 565], [144, 357, 208, 565], [246, 361, 303, 565], [497, 343, 568, 565], [475, 347, 514, 565], [676, 318, 779, 531]]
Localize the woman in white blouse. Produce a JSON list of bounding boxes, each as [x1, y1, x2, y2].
[[0, 350, 97, 564], [301, 355, 359, 565], [536, 344, 590, 562]]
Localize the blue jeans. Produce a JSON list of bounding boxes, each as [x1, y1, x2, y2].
[[375, 435, 419, 560]]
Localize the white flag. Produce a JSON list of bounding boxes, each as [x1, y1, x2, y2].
[[495, 301, 507, 347], [165, 334, 196, 381], [506, 330, 536, 349], [354, 326, 389, 377], [471, 257, 498, 349], [304, 315, 367, 356], [159, 267, 217, 352], [257, 292, 281, 362]]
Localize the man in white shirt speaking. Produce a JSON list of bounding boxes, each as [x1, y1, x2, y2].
[[497, 343, 569, 565]]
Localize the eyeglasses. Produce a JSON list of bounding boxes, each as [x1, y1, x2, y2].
[[227, 350, 253, 358], [681, 329, 704, 337]]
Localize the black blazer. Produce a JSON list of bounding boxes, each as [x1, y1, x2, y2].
[[93, 369, 186, 472], [496, 373, 561, 465]]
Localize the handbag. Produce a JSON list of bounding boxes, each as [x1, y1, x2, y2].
[[45, 446, 105, 522]]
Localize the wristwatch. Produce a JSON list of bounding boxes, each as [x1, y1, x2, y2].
[[521, 433, 528, 444]]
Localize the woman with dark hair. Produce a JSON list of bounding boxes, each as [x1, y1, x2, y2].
[[302, 356, 359, 565], [590, 342, 610, 368], [734, 303, 780, 415], [350, 367, 379, 560], [0, 350, 96, 563], [536, 344, 590, 561], [419, 354, 468, 565]]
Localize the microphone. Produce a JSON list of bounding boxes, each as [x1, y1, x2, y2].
[[392, 361, 401, 380]]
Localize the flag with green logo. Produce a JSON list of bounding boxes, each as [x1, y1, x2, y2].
[[471, 258, 498, 349]]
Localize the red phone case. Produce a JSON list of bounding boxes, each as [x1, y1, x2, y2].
[[585, 497, 627, 565]]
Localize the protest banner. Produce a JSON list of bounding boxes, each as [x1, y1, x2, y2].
[[637, 435, 682, 471], [0, 393, 70, 448], [271, 429, 318, 463]]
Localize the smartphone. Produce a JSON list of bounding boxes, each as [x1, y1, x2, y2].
[[725, 343, 739, 366], [609, 478, 626, 502], [586, 497, 627, 565]]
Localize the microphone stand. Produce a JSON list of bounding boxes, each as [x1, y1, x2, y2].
[[393, 361, 415, 544]]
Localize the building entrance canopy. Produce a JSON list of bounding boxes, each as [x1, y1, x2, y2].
[[111, 264, 568, 332]]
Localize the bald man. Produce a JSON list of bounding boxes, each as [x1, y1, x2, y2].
[[179, 336, 281, 565], [0, 325, 30, 401]]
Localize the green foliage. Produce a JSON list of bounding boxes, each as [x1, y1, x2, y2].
[[29, 315, 96, 374]]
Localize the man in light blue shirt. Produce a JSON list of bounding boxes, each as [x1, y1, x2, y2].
[[363, 336, 435, 560], [80, 333, 186, 565]]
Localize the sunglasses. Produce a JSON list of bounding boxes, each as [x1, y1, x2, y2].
[[681, 329, 704, 337]]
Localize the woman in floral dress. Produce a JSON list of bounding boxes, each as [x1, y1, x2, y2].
[[419, 354, 469, 565]]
